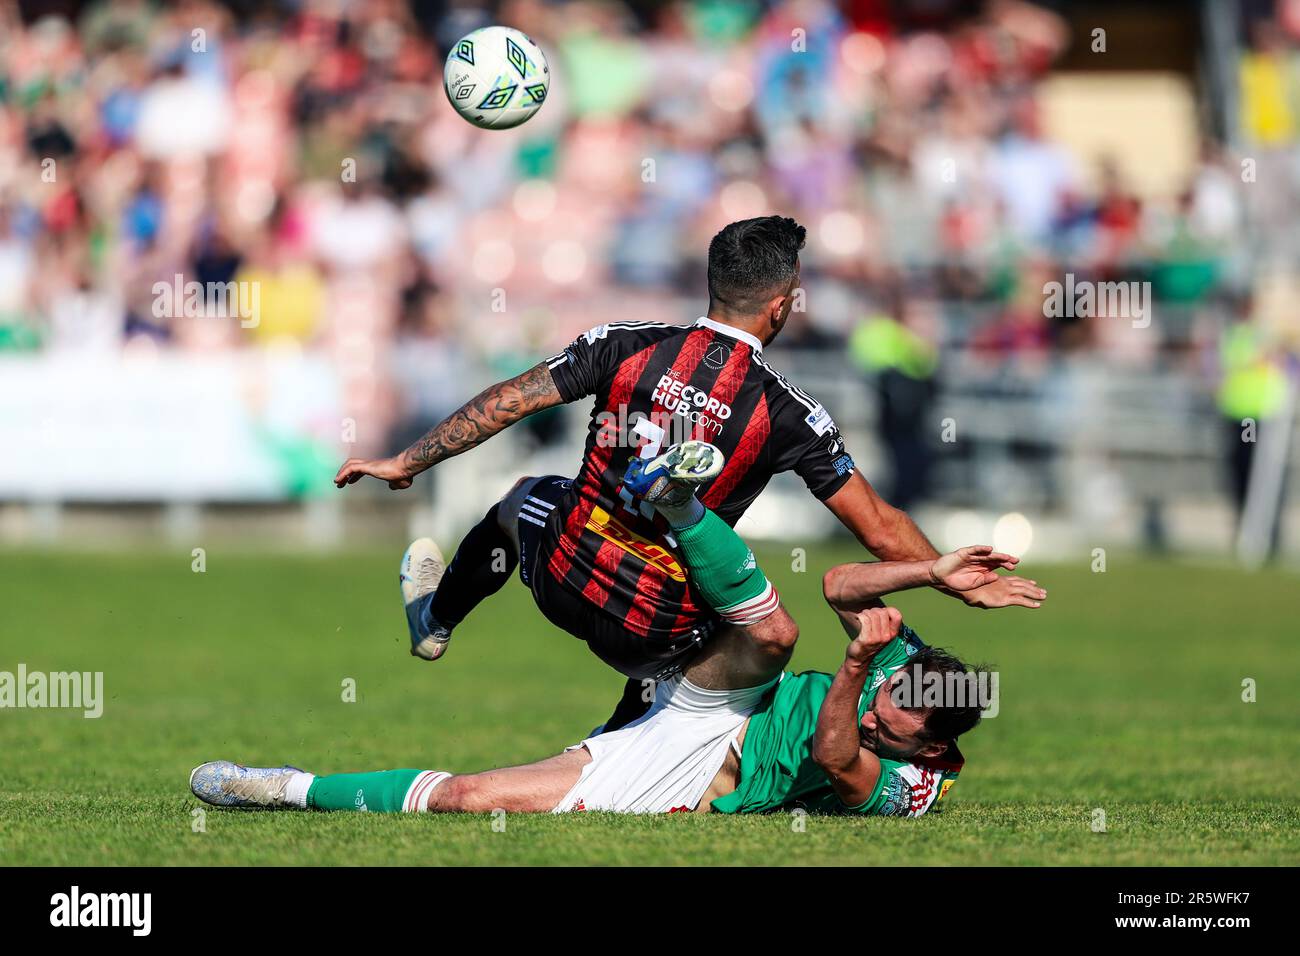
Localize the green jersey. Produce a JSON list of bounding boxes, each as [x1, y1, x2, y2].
[[711, 624, 964, 817]]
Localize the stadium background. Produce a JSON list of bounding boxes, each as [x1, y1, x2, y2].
[[1, 0, 1298, 867]]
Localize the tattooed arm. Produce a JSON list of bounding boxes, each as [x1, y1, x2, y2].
[[334, 362, 564, 490]]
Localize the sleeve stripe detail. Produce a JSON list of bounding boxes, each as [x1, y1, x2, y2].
[[750, 353, 818, 413], [602, 321, 676, 330]]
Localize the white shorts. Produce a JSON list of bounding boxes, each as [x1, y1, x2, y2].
[[553, 675, 775, 814]]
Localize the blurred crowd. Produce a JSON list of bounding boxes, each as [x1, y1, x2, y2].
[[0, 0, 1295, 462]]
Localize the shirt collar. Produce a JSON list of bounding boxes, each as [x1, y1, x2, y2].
[[694, 316, 763, 354]]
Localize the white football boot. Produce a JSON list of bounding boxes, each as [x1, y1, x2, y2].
[[401, 537, 450, 660], [623, 439, 725, 507], [189, 761, 306, 808]]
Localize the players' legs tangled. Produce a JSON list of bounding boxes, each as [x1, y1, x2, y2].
[[598, 443, 796, 725], [191, 444, 799, 815], [405, 445, 794, 701], [638, 447, 798, 690], [682, 609, 798, 691]]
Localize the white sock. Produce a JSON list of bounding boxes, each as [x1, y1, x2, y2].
[[284, 771, 315, 809], [656, 496, 705, 530], [402, 770, 451, 812]]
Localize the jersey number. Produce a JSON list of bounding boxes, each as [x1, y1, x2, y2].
[[619, 417, 664, 519]]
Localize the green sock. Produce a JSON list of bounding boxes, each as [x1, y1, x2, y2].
[[306, 769, 443, 813], [673, 508, 776, 625]]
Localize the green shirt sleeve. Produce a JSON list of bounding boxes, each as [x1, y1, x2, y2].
[[841, 759, 958, 817]]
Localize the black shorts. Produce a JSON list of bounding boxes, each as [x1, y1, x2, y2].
[[514, 474, 716, 682]]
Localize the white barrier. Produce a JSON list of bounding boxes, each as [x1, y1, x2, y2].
[[0, 353, 342, 501]]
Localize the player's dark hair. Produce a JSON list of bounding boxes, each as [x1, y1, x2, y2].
[[706, 216, 806, 315], [905, 646, 993, 745]]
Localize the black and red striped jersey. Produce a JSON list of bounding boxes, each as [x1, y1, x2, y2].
[[540, 317, 858, 644]]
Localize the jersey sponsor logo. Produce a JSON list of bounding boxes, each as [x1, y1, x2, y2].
[[650, 373, 732, 437], [936, 777, 955, 805], [878, 772, 910, 816], [585, 505, 687, 582], [804, 403, 836, 436], [703, 342, 731, 370], [883, 764, 943, 817], [832, 453, 855, 476]]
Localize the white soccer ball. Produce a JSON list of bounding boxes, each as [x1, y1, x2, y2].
[[442, 26, 550, 130]]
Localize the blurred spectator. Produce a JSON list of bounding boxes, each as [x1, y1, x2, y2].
[[848, 289, 940, 510], [1218, 292, 1290, 557], [0, 0, 1290, 469]]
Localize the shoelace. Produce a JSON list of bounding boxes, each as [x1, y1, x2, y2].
[[226, 771, 287, 804], [415, 556, 441, 591]]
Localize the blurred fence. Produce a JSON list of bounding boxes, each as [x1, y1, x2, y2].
[[3, 318, 1296, 562]]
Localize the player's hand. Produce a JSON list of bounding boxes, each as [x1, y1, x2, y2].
[[845, 606, 902, 669], [929, 545, 1019, 593], [334, 456, 414, 490], [961, 574, 1046, 610]]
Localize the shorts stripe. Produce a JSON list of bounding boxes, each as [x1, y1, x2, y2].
[[519, 513, 548, 527]]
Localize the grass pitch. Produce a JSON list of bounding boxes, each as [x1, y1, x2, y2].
[[1, 544, 1297, 866]]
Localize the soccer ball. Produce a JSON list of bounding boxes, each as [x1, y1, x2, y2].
[[443, 26, 550, 130]]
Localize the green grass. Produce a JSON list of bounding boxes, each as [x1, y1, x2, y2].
[[1, 545, 1297, 866]]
